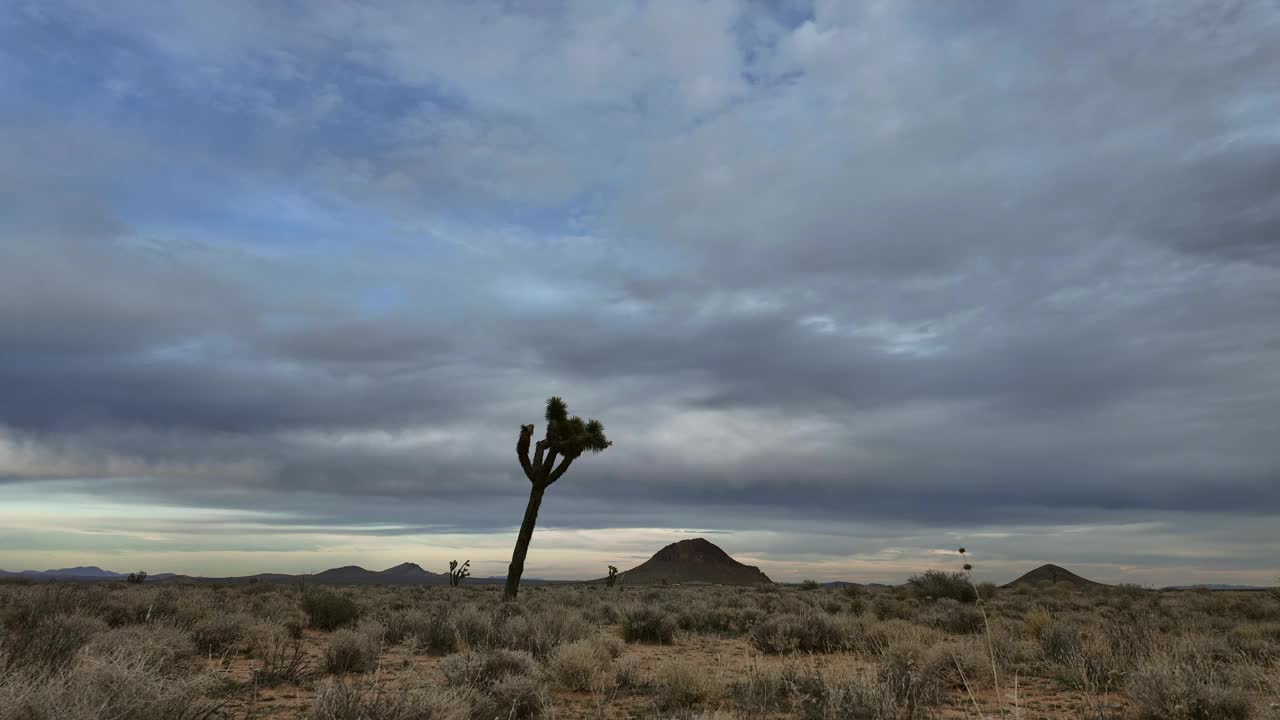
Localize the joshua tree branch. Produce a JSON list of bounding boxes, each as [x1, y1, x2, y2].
[[517, 424, 535, 481], [533, 439, 548, 474], [546, 455, 575, 486]]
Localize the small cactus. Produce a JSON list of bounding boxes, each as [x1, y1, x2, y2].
[[448, 560, 470, 587], [606, 565, 619, 588]]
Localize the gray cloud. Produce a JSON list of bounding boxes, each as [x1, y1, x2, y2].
[[1, 0, 1278, 581]]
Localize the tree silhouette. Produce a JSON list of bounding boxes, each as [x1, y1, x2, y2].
[[504, 396, 611, 600], [448, 559, 470, 587]]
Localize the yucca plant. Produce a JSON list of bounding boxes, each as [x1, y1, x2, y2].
[[504, 396, 611, 600], [448, 560, 470, 588]]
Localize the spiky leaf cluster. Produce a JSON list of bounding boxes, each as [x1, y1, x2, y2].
[[544, 396, 611, 459]]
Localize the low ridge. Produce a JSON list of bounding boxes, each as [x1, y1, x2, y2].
[[1004, 563, 1106, 588], [617, 538, 771, 585]]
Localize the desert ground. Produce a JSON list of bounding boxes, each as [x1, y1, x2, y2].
[[1, 574, 1278, 720]]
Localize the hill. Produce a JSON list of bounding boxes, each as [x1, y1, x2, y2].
[[616, 538, 771, 585], [1004, 564, 1106, 588], [0, 563, 549, 587]]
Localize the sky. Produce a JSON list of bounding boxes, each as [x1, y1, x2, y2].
[[1, 0, 1278, 587]]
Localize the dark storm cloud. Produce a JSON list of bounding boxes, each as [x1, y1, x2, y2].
[[1, 0, 1278, 579]]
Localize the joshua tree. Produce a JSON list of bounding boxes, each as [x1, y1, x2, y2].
[[606, 565, 619, 588], [505, 396, 611, 600], [448, 559, 470, 587]]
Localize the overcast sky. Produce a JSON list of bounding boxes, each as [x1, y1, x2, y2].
[[2, 1, 1278, 586]]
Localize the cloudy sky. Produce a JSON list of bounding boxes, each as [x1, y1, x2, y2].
[[1, 1, 1278, 587]]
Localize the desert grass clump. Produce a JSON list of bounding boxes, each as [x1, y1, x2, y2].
[[498, 606, 591, 657], [1127, 644, 1252, 720], [0, 648, 225, 720], [313, 676, 469, 720], [652, 657, 723, 711], [622, 605, 679, 644], [1227, 622, 1280, 660], [324, 629, 380, 674], [791, 667, 896, 720]]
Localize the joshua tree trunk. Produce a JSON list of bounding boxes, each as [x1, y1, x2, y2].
[[504, 482, 546, 601], [504, 400, 611, 601]]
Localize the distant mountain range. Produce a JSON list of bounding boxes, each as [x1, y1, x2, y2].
[[1, 556, 1268, 591], [0, 563, 543, 586]]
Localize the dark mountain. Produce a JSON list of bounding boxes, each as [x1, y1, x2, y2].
[[1004, 564, 1106, 588], [0, 566, 126, 581], [616, 538, 772, 585]]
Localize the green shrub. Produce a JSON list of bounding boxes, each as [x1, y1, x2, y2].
[[303, 591, 361, 631], [907, 571, 976, 602]]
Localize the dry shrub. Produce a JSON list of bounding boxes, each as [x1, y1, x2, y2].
[[2, 614, 108, 673], [747, 612, 849, 654], [729, 660, 806, 713], [1022, 606, 1054, 639], [83, 624, 195, 669], [0, 649, 225, 720], [614, 654, 643, 689], [878, 640, 992, 709], [190, 612, 251, 655], [402, 609, 455, 655], [792, 667, 896, 720], [324, 629, 380, 674], [907, 570, 977, 602], [313, 676, 469, 720], [1127, 643, 1252, 720], [471, 673, 549, 720], [441, 649, 538, 689], [548, 637, 619, 691], [245, 622, 308, 684], [652, 657, 722, 711], [622, 606, 678, 644], [499, 607, 590, 657], [450, 605, 492, 650], [1227, 623, 1280, 661], [303, 591, 361, 631]]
